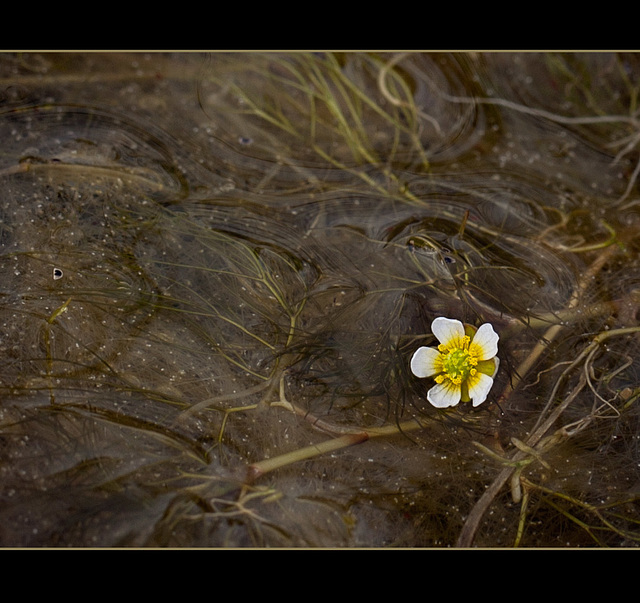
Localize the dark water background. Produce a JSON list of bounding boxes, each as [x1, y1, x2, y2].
[[1, 52, 639, 547]]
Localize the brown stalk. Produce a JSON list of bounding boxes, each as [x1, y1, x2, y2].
[[456, 243, 623, 547]]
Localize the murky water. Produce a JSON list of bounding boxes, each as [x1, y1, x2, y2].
[[1, 52, 639, 547]]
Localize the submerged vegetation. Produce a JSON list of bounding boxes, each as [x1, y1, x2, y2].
[[0, 52, 640, 546]]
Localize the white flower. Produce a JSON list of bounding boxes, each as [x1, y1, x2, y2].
[[410, 317, 499, 408]]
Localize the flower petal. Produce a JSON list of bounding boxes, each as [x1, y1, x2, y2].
[[467, 371, 494, 407], [431, 317, 465, 349], [410, 346, 442, 378], [427, 380, 461, 408], [470, 322, 499, 360], [477, 357, 500, 378], [490, 356, 500, 378]]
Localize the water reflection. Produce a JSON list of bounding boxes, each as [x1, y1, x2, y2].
[[0, 52, 639, 547]]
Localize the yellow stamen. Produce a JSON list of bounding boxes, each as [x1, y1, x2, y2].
[[437, 335, 479, 386]]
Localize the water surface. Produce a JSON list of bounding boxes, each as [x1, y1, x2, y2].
[[1, 52, 639, 547]]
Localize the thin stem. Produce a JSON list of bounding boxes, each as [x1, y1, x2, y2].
[[456, 371, 587, 547], [245, 419, 425, 483], [498, 243, 619, 402], [457, 241, 628, 547]]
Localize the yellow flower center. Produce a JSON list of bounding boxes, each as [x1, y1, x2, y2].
[[435, 335, 478, 385]]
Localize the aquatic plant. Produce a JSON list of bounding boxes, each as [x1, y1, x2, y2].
[[1, 52, 640, 547]]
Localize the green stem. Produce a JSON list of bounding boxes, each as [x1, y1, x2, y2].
[[246, 432, 369, 482], [245, 420, 423, 483]]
